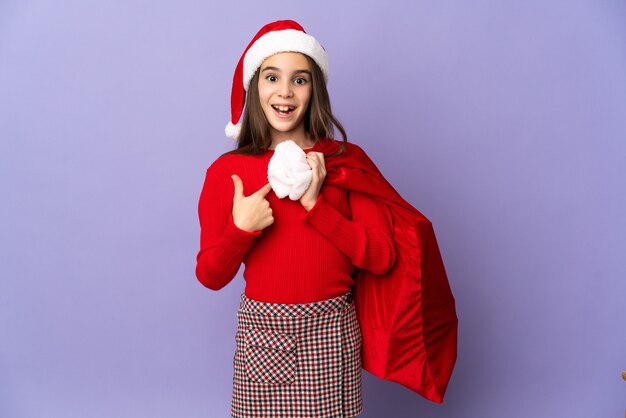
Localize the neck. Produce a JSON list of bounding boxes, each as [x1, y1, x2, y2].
[[269, 129, 314, 150]]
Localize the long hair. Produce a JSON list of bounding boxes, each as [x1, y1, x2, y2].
[[222, 55, 347, 158]]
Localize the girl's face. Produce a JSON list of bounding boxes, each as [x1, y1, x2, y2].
[[257, 52, 312, 142]]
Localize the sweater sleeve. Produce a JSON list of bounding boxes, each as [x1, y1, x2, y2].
[[195, 162, 262, 290], [301, 189, 396, 275]]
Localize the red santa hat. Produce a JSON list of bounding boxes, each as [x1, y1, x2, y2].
[[225, 19, 329, 140]]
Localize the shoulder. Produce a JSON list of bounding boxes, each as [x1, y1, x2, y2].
[[205, 152, 246, 176], [322, 138, 368, 158], [344, 141, 366, 155], [341, 140, 375, 164], [200, 154, 241, 192]]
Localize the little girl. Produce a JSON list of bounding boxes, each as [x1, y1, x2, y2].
[[196, 19, 456, 418]]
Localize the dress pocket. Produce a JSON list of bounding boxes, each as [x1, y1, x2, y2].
[[244, 327, 297, 384]]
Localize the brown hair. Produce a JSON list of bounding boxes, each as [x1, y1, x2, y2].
[[221, 54, 347, 159]]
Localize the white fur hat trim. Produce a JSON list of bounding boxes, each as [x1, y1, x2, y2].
[[243, 29, 329, 91]]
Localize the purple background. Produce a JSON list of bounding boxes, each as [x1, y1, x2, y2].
[[1, 1, 625, 417]]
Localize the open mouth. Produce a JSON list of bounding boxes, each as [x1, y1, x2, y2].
[[271, 105, 296, 115]]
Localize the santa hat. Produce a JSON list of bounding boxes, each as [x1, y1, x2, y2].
[[225, 20, 329, 140]]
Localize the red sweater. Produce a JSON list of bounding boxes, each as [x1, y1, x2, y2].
[[195, 139, 397, 304]]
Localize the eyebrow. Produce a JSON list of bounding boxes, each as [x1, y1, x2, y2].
[[261, 66, 311, 76]]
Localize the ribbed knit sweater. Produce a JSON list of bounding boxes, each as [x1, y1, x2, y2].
[[195, 139, 397, 304]]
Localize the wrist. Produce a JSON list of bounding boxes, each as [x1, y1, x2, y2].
[[232, 214, 252, 232], [302, 194, 321, 212]]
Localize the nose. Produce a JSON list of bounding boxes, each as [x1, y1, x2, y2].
[[277, 79, 293, 98]]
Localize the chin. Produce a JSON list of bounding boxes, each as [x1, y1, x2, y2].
[[270, 128, 299, 138], [268, 120, 305, 136]]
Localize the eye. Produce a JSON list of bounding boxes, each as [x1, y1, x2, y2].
[[265, 74, 277, 82], [295, 77, 308, 85]]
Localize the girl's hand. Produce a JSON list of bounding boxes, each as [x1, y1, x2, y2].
[[300, 152, 326, 211], [231, 174, 274, 232]]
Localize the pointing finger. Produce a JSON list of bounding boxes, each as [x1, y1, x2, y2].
[[255, 182, 273, 197]]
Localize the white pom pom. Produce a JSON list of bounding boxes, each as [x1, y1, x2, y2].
[[225, 121, 241, 140], [267, 140, 313, 201]]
